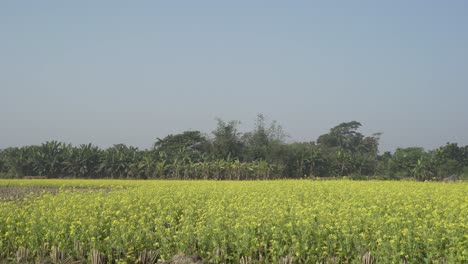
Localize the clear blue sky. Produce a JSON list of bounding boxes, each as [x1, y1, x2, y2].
[[1, 1, 467, 152]]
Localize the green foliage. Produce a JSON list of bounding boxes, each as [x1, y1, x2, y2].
[[241, 114, 287, 162], [33, 141, 71, 178], [317, 121, 364, 153], [0, 149, 5, 173], [65, 143, 102, 178], [316, 121, 381, 177], [1, 146, 37, 177], [99, 144, 141, 179], [153, 131, 210, 162], [434, 143, 465, 177], [211, 118, 243, 160], [389, 147, 429, 179], [0, 116, 467, 181]]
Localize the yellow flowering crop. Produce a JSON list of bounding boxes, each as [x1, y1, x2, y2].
[[0, 180, 466, 263]]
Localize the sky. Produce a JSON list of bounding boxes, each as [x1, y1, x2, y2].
[[1, 1, 467, 152]]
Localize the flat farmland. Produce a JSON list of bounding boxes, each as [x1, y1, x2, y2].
[[0, 180, 466, 263]]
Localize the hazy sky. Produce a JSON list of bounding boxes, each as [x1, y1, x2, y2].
[[1, 1, 467, 152]]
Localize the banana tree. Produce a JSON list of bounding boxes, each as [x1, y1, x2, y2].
[[230, 159, 245, 180], [2, 147, 35, 177], [169, 158, 183, 179], [210, 159, 226, 180], [411, 157, 435, 181], [99, 144, 141, 178], [196, 161, 211, 180], [32, 141, 70, 178], [137, 152, 156, 179], [155, 160, 168, 179], [64, 144, 101, 178]]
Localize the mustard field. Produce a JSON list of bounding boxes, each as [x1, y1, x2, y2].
[[0, 180, 467, 263]]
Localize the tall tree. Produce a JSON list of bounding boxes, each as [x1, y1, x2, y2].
[[153, 131, 210, 162], [99, 144, 141, 179], [33, 141, 71, 178], [211, 118, 244, 160], [65, 144, 102, 178], [242, 114, 286, 162], [389, 147, 432, 179], [434, 143, 464, 177], [317, 121, 381, 176], [317, 121, 364, 153]]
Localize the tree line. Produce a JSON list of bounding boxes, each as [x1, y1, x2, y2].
[[1, 115, 467, 180]]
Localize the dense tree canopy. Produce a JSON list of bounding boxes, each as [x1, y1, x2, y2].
[[153, 131, 210, 162], [211, 118, 243, 160], [1, 116, 467, 180]]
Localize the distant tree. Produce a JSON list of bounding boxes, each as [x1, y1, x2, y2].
[[242, 114, 287, 162], [0, 147, 33, 177], [376, 151, 393, 178], [388, 147, 433, 180], [281, 142, 329, 178], [1, 116, 467, 181], [137, 150, 158, 179], [64, 144, 101, 178], [0, 149, 6, 174], [153, 131, 210, 162], [355, 133, 381, 176], [33, 141, 71, 178], [462, 145, 468, 166], [211, 118, 244, 160], [317, 121, 364, 153], [317, 121, 380, 177], [434, 143, 464, 177], [99, 144, 141, 179]]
